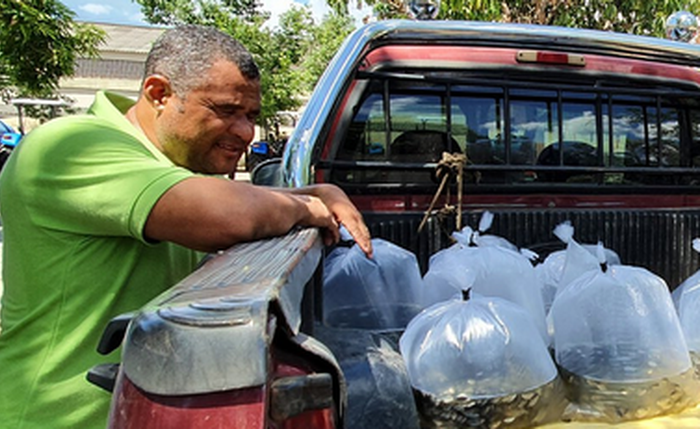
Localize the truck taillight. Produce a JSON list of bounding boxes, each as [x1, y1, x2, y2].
[[516, 50, 586, 66]]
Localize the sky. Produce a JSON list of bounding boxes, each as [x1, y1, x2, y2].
[[61, 0, 368, 28]]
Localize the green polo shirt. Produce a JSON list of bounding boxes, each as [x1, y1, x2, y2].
[[0, 91, 200, 429]]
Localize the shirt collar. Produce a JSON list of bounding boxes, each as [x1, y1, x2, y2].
[[88, 90, 173, 164]]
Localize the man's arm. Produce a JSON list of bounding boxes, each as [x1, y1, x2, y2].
[[144, 177, 341, 253]]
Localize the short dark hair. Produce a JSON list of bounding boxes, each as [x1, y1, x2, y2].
[[143, 24, 260, 97]]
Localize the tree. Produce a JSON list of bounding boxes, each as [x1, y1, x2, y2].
[[345, 0, 700, 38], [134, 0, 355, 131], [137, 0, 265, 27], [0, 0, 105, 98], [301, 12, 355, 92]]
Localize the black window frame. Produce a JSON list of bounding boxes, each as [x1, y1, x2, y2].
[[320, 70, 700, 194]]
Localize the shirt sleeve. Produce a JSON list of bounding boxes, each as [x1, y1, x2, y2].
[[12, 115, 195, 243]]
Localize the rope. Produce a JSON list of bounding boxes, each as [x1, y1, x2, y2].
[[417, 152, 467, 233]]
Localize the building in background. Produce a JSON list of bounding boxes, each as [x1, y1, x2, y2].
[[60, 22, 166, 111], [0, 22, 163, 128]]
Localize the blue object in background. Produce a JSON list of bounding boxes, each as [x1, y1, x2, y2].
[[250, 141, 270, 155], [368, 142, 384, 155], [0, 120, 21, 148]]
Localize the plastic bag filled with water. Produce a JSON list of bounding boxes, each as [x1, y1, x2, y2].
[[673, 238, 700, 363], [323, 237, 425, 331], [453, 211, 518, 251], [422, 213, 547, 342], [550, 264, 700, 422], [535, 221, 620, 313], [423, 244, 547, 343], [399, 294, 566, 429], [424, 211, 519, 300]]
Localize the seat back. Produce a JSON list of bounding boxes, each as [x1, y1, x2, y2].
[[390, 130, 460, 162], [385, 130, 461, 183]]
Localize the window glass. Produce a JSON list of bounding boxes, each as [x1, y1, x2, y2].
[[561, 102, 598, 167], [691, 110, 700, 167], [611, 104, 646, 167], [643, 107, 681, 167], [510, 100, 558, 165], [562, 91, 597, 100], [390, 94, 445, 135], [658, 107, 680, 167], [450, 101, 468, 152], [510, 89, 558, 98], [453, 96, 504, 165], [532, 102, 598, 183], [388, 93, 454, 165], [453, 85, 502, 95], [332, 77, 698, 188], [338, 92, 384, 161]]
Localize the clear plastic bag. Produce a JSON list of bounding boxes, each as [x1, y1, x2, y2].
[[399, 295, 566, 428], [422, 243, 479, 305], [425, 246, 547, 340], [472, 246, 548, 342], [536, 221, 620, 313], [550, 264, 700, 422], [423, 213, 547, 341], [552, 222, 616, 292], [457, 211, 519, 251], [323, 238, 425, 331], [674, 238, 700, 357]]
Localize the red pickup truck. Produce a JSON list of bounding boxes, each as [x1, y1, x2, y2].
[[91, 17, 700, 429]]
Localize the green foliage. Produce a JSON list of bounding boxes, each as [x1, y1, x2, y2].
[[301, 12, 355, 92], [0, 0, 105, 98], [367, 0, 408, 20], [135, 0, 355, 130], [356, 0, 700, 38], [137, 0, 267, 26]]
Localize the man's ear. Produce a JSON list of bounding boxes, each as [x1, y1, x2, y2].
[[142, 75, 173, 111]]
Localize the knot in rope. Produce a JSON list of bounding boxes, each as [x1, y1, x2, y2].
[[418, 152, 468, 234], [435, 152, 467, 182]]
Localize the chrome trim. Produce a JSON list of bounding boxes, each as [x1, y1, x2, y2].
[[283, 25, 380, 186], [282, 20, 700, 187]]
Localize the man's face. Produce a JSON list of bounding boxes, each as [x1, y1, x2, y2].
[[155, 59, 261, 175]]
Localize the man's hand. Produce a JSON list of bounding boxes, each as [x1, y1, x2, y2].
[[299, 184, 373, 258], [292, 194, 340, 246]]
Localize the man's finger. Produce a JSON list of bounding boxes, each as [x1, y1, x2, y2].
[[344, 222, 373, 258]]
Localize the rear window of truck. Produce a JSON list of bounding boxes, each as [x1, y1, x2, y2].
[[326, 71, 700, 191]]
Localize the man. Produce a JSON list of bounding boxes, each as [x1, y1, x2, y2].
[[0, 25, 372, 429]]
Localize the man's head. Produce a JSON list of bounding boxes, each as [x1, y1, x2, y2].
[[144, 25, 260, 99], [132, 25, 262, 175]]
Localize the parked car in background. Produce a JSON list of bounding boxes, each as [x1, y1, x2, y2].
[[0, 120, 21, 169], [0, 98, 70, 171], [0, 120, 21, 148], [246, 136, 287, 172]]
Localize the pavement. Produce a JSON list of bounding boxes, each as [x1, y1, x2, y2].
[[235, 171, 251, 182]]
